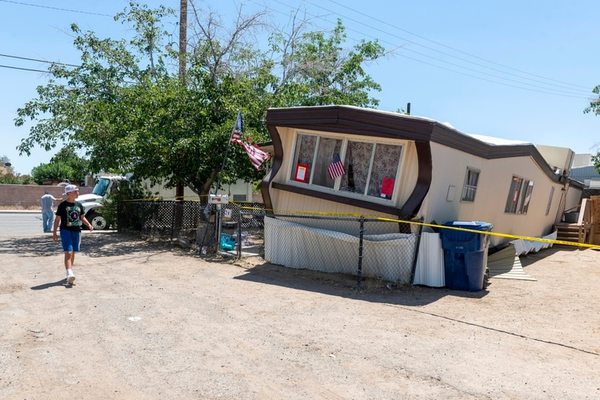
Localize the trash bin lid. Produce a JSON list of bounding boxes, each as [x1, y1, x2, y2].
[[443, 220, 493, 231]]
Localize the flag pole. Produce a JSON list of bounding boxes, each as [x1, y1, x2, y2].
[[213, 111, 242, 197], [201, 112, 242, 253]]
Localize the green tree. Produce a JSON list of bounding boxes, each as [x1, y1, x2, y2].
[[30, 146, 89, 184], [585, 86, 600, 171], [15, 2, 384, 200], [269, 19, 384, 107], [31, 162, 73, 184], [0, 155, 34, 184]]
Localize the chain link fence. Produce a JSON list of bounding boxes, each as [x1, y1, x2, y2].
[[117, 200, 422, 286], [264, 215, 422, 285], [117, 200, 266, 253]]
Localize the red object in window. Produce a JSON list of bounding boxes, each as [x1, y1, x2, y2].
[[381, 177, 395, 198], [294, 163, 310, 183]]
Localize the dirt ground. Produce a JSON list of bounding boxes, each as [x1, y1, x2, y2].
[[0, 232, 598, 400]]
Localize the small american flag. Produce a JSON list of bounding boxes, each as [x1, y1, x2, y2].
[[327, 153, 346, 179]]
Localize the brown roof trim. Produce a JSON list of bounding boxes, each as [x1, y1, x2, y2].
[[263, 105, 563, 218], [266, 105, 560, 182]]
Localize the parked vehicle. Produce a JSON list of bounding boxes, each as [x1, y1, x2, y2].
[[78, 175, 125, 229]]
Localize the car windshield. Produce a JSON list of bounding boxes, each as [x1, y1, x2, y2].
[[92, 178, 110, 196]]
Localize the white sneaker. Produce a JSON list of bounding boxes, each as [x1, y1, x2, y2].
[[66, 270, 76, 285]]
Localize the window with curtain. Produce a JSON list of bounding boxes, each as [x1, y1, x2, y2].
[[290, 133, 403, 201], [505, 175, 534, 214], [461, 168, 480, 202]]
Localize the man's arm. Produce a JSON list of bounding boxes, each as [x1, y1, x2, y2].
[[81, 215, 94, 231], [52, 216, 61, 241]]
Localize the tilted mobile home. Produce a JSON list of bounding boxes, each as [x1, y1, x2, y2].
[[262, 105, 581, 248]]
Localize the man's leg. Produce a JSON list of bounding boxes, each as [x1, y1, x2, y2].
[[42, 212, 49, 232], [60, 230, 77, 285]]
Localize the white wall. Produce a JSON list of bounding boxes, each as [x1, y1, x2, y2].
[[536, 145, 574, 174], [420, 143, 565, 246]]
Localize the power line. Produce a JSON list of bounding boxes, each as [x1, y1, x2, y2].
[[0, 53, 79, 68], [261, 0, 593, 98], [323, 0, 591, 92], [302, 0, 591, 96], [0, 64, 50, 73], [0, 0, 112, 17]]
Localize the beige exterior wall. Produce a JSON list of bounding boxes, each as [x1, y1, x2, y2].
[[420, 142, 566, 246], [536, 144, 574, 174], [268, 127, 575, 246]]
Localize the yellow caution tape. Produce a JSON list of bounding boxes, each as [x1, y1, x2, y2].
[[121, 202, 600, 250], [374, 216, 600, 250]]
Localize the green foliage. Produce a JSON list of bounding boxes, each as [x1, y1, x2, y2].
[[30, 146, 90, 184], [15, 2, 384, 202], [0, 155, 34, 184], [592, 153, 600, 173], [271, 19, 384, 108], [0, 173, 34, 184], [31, 162, 74, 184], [102, 178, 150, 229], [585, 87, 600, 171]]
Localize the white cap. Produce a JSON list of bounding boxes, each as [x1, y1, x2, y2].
[[63, 184, 79, 195]]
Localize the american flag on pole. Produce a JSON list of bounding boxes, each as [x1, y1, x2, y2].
[[229, 112, 270, 170], [230, 111, 243, 144], [241, 141, 270, 170], [327, 153, 346, 179]]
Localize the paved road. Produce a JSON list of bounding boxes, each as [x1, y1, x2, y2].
[[0, 211, 47, 237]]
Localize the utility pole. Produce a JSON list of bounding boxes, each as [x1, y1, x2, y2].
[[173, 0, 187, 237], [178, 0, 187, 83], [175, 0, 187, 202]]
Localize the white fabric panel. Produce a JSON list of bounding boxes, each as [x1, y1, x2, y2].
[[264, 217, 416, 283], [413, 232, 445, 287]]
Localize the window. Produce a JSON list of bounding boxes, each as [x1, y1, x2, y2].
[[461, 168, 480, 202], [545, 187, 555, 216], [504, 176, 534, 214], [290, 133, 403, 201]]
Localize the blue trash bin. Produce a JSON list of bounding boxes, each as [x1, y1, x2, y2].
[[440, 221, 493, 291]]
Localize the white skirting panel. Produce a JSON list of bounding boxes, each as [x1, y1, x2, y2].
[[510, 230, 557, 256], [413, 232, 445, 287], [264, 217, 417, 283]]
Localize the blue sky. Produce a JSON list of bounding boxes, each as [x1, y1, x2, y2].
[[1, 0, 599, 175]]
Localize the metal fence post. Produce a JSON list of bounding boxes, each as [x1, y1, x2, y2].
[[409, 219, 424, 285], [357, 216, 365, 289], [170, 202, 176, 240], [237, 206, 242, 258]]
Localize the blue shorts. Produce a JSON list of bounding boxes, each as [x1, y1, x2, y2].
[[60, 230, 81, 252]]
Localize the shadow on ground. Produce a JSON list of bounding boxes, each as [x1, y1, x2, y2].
[[234, 262, 489, 306], [0, 232, 179, 258], [519, 245, 580, 267]]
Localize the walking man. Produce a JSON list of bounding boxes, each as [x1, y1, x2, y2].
[[52, 185, 93, 285], [40, 191, 57, 233]]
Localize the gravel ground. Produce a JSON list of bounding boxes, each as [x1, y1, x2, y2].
[[0, 232, 598, 399]]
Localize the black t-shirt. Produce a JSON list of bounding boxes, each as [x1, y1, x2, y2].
[[55, 201, 85, 232]]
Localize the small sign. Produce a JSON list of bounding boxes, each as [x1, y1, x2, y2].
[[294, 163, 310, 183]]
